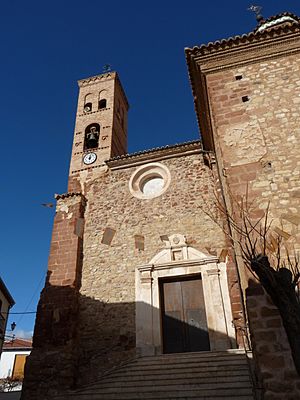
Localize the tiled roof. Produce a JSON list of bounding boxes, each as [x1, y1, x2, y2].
[[3, 338, 32, 349], [256, 12, 300, 31], [106, 140, 202, 163], [185, 12, 300, 57]]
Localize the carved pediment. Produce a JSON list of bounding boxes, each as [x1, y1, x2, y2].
[[140, 234, 218, 268]]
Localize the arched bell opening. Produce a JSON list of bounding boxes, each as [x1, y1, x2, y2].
[[98, 90, 107, 110], [84, 102, 92, 113], [84, 93, 93, 113], [98, 99, 107, 109], [84, 123, 100, 150]]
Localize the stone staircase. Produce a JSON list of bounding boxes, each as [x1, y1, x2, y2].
[[56, 349, 256, 399]]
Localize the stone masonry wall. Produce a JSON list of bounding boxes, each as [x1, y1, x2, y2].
[[247, 282, 300, 399], [75, 150, 242, 384], [206, 52, 300, 398]]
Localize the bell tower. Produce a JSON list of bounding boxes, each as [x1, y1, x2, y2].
[[68, 71, 129, 192]]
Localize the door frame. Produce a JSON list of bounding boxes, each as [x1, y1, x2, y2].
[[135, 234, 236, 356], [159, 273, 210, 354]]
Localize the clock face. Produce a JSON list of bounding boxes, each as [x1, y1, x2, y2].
[[83, 152, 97, 165]]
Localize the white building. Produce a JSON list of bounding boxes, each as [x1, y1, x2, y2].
[[0, 339, 32, 380], [0, 278, 15, 354]]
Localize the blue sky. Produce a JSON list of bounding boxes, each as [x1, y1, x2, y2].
[[1, 0, 300, 338]]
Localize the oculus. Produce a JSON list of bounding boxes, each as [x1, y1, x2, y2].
[[129, 162, 171, 199]]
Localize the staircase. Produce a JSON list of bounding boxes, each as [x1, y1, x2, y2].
[[56, 350, 256, 399]]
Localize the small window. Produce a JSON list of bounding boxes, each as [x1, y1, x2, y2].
[[98, 99, 107, 109]]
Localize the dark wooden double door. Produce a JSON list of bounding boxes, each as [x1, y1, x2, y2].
[[160, 275, 210, 353]]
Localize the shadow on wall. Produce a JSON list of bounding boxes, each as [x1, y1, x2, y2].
[[246, 279, 300, 397], [21, 282, 236, 400], [0, 393, 21, 400]]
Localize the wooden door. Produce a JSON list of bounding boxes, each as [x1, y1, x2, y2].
[[12, 354, 28, 379], [160, 275, 210, 353]]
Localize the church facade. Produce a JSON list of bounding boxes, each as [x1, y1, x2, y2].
[[22, 12, 300, 400]]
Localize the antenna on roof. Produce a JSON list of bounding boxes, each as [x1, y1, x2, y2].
[[103, 64, 112, 73], [248, 5, 264, 22]]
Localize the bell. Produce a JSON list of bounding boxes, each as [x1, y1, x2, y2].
[[86, 127, 99, 148]]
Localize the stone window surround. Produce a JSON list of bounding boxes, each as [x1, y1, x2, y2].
[[135, 234, 236, 356], [129, 162, 171, 200]]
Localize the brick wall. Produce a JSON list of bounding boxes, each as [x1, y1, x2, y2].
[[21, 194, 85, 400], [205, 52, 300, 398]]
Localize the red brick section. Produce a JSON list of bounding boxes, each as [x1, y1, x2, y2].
[[205, 63, 300, 398], [207, 71, 251, 133], [21, 193, 86, 400], [210, 164, 246, 349], [68, 175, 82, 193]]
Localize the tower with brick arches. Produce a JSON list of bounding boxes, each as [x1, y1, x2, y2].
[[68, 71, 129, 193], [22, 12, 300, 400]]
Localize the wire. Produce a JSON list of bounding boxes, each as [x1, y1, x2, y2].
[[15, 269, 46, 326], [2, 311, 36, 315]]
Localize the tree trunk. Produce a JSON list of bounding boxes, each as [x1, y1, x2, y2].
[[251, 255, 300, 376]]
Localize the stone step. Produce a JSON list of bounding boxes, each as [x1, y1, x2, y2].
[[60, 387, 254, 399], [101, 359, 248, 375], [134, 349, 246, 361], [86, 375, 251, 391], [134, 355, 247, 366], [53, 351, 255, 400], [77, 380, 252, 393], [95, 370, 250, 384]]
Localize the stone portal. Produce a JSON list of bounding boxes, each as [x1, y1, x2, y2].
[[136, 234, 236, 356]]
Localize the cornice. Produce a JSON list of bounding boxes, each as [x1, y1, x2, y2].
[[189, 31, 300, 73], [137, 257, 219, 272], [185, 19, 300, 60], [55, 192, 84, 200], [78, 72, 116, 87], [105, 140, 203, 170]]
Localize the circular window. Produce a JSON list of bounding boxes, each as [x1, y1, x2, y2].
[[129, 163, 171, 199]]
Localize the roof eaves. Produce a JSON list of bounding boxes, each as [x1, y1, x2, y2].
[[0, 277, 15, 306], [106, 140, 202, 163], [256, 12, 300, 30], [54, 192, 83, 201], [185, 17, 300, 58]]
